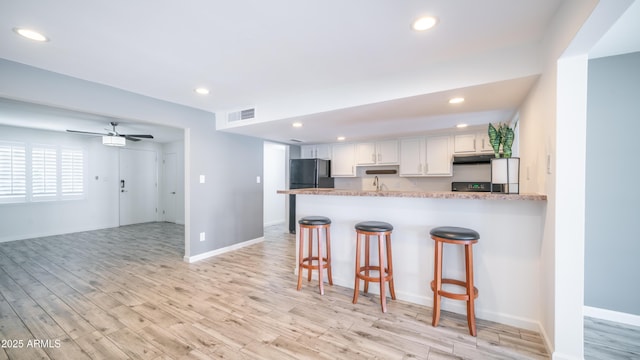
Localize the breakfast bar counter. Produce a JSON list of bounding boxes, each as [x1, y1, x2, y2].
[[278, 188, 547, 331]]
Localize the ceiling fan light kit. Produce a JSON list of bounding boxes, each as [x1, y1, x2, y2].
[[102, 135, 126, 147]]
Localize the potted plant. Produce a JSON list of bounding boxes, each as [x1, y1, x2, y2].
[[488, 120, 519, 193], [487, 120, 517, 158]]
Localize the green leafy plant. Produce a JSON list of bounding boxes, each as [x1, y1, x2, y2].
[[488, 120, 518, 158]]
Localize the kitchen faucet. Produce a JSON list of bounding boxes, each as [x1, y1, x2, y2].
[[373, 176, 380, 191]]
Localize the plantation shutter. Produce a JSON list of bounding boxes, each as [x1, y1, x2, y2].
[[0, 142, 27, 201], [61, 148, 84, 196], [32, 145, 58, 198]]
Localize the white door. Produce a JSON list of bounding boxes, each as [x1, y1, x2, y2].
[[163, 152, 178, 223], [119, 148, 157, 226]]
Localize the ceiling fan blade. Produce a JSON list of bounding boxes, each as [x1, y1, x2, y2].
[[124, 136, 141, 142], [123, 134, 154, 139], [66, 129, 108, 136]]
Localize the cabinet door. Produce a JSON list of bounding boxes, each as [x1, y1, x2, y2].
[[315, 144, 332, 159], [300, 145, 316, 159], [453, 133, 476, 153], [376, 140, 398, 164], [399, 138, 425, 176], [331, 143, 356, 177], [476, 131, 494, 152], [425, 135, 452, 176], [355, 142, 376, 165]]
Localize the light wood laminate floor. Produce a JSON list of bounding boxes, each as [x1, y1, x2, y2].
[[0, 222, 561, 359]]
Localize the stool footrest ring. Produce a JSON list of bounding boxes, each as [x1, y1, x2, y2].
[[356, 265, 392, 283], [430, 279, 478, 301]]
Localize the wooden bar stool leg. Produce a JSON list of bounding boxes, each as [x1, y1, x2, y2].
[[432, 240, 443, 327], [385, 234, 396, 300], [316, 227, 324, 295], [353, 232, 362, 304], [364, 235, 370, 293], [307, 229, 313, 282], [326, 226, 333, 285], [297, 226, 305, 290], [465, 243, 477, 336], [378, 234, 387, 313]]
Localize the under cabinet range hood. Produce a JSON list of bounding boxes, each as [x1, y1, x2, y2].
[[452, 154, 494, 165]]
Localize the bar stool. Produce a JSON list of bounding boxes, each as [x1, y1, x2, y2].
[[430, 226, 480, 336], [353, 221, 396, 313], [297, 216, 333, 295]]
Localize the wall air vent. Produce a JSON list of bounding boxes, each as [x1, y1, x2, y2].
[[228, 108, 256, 122]]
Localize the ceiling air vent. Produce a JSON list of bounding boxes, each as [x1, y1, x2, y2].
[[289, 139, 303, 143], [228, 108, 255, 122]]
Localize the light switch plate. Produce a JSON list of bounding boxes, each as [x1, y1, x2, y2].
[[199, 175, 205, 183]]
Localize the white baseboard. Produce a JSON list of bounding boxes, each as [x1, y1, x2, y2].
[[264, 220, 285, 227], [184, 236, 265, 263], [584, 305, 640, 327]]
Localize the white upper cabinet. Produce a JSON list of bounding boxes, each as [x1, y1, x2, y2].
[[453, 133, 477, 153], [331, 143, 356, 177], [476, 131, 494, 152], [425, 135, 452, 176], [453, 131, 494, 154], [399, 136, 452, 177], [399, 138, 425, 176], [301, 144, 331, 159], [355, 140, 398, 165]]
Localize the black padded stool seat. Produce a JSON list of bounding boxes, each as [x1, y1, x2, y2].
[[430, 226, 480, 336], [299, 216, 331, 226], [355, 221, 393, 232], [353, 221, 396, 313], [297, 216, 333, 295], [430, 226, 479, 241]]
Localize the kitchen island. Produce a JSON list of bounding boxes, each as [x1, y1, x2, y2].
[[278, 188, 547, 331]]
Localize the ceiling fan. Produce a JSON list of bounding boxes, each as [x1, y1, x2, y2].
[[66, 122, 154, 142]]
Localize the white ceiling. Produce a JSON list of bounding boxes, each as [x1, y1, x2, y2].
[[0, 1, 638, 145]]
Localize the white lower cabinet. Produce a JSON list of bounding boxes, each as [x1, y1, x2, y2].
[[331, 143, 356, 177]]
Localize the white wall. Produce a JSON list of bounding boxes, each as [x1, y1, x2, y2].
[[517, 1, 635, 358], [585, 52, 640, 317], [263, 142, 286, 226]]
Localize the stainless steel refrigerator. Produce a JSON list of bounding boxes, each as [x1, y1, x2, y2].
[[289, 158, 334, 233]]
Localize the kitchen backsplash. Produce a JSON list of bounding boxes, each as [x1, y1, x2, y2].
[[334, 164, 491, 191]]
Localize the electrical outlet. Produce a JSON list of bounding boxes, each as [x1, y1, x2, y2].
[[199, 175, 205, 183], [199, 232, 205, 241], [256, 176, 261, 184]]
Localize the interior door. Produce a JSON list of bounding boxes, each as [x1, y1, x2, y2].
[[119, 148, 157, 226], [163, 152, 178, 223]]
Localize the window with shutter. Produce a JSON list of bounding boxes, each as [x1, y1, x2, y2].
[[61, 148, 84, 197], [0, 142, 27, 202], [32, 145, 58, 199]]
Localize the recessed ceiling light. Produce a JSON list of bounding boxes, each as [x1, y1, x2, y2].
[[456, 124, 468, 128], [194, 87, 210, 95], [13, 27, 49, 42], [412, 16, 438, 31], [449, 97, 465, 104], [292, 122, 303, 128], [337, 136, 346, 141]]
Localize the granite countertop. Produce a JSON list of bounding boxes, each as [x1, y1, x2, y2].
[[277, 188, 547, 201]]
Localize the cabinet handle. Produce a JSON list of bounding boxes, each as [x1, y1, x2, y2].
[[377, 153, 381, 162], [473, 139, 477, 151], [371, 154, 375, 162], [425, 163, 429, 173]]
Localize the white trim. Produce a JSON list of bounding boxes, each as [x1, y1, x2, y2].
[[584, 306, 640, 327], [263, 220, 285, 227], [184, 236, 265, 263]]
